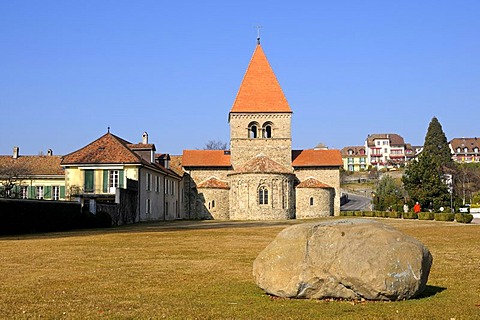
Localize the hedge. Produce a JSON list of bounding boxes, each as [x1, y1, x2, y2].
[[403, 212, 418, 219], [434, 212, 455, 222], [455, 213, 474, 224], [418, 212, 435, 220], [0, 199, 111, 235]]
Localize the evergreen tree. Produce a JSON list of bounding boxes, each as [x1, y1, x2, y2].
[[422, 117, 453, 168], [402, 117, 452, 211]]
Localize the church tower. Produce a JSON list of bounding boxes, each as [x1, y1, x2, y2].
[[229, 42, 293, 169]]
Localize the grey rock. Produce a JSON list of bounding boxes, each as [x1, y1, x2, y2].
[[253, 219, 433, 300]]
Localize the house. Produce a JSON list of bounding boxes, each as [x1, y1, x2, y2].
[[365, 133, 409, 168], [449, 137, 480, 163], [176, 40, 343, 220], [341, 146, 368, 172], [0, 147, 65, 200], [61, 131, 184, 223]]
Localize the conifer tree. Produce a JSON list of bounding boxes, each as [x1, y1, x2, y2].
[[402, 117, 452, 211]]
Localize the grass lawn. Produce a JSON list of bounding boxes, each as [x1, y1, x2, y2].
[[1, 217, 479, 319]]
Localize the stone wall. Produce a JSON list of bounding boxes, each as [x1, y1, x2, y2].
[[293, 167, 341, 216], [229, 172, 295, 220], [295, 187, 334, 219], [196, 187, 230, 219], [230, 113, 292, 168]]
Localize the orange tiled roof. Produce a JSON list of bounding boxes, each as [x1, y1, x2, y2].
[[292, 149, 343, 167], [0, 155, 64, 176], [296, 177, 333, 189], [168, 155, 185, 176], [230, 44, 291, 114], [182, 150, 231, 167], [197, 177, 230, 189], [232, 154, 293, 174], [61, 133, 142, 165]]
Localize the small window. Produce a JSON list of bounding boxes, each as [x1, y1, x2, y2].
[[146, 199, 151, 214], [146, 173, 152, 191], [348, 149, 353, 155], [21, 186, 28, 199], [310, 197, 314, 206], [36, 186, 44, 200], [262, 122, 273, 138], [212, 200, 215, 208], [248, 122, 259, 138], [53, 186, 60, 200], [474, 147, 479, 153], [259, 186, 268, 205], [464, 147, 468, 153], [457, 148, 461, 153]]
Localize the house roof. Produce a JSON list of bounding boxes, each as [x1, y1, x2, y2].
[[296, 177, 333, 189], [167, 155, 185, 176], [0, 155, 64, 176], [230, 44, 291, 114], [231, 154, 293, 175], [61, 133, 143, 165], [449, 137, 480, 152], [197, 177, 230, 189], [366, 134, 405, 147], [182, 150, 231, 167], [341, 146, 366, 157], [292, 149, 343, 167]]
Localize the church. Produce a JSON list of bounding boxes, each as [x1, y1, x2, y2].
[[178, 40, 343, 220]]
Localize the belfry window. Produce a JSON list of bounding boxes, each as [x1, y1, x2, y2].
[[248, 122, 259, 138], [262, 122, 273, 138], [259, 186, 268, 205], [310, 197, 314, 206]]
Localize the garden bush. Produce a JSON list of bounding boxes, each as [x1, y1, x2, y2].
[[403, 212, 418, 219], [374, 211, 387, 218], [354, 211, 364, 217], [418, 212, 435, 220], [455, 213, 474, 224], [434, 212, 455, 222], [363, 211, 375, 217], [388, 211, 402, 219]]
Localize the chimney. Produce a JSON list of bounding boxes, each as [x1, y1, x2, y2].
[[142, 132, 148, 144], [13, 146, 19, 159], [47, 149, 53, 156]]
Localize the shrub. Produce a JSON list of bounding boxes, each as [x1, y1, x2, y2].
[[363, 211, 375, 217], [354, 211, 364, 217], [418, 212, 435, 220], [403, 212, 418, 219], [388, 211, 402, 219], [434, 212, 455, 222], [374, 211, 387, 218], [455, 213, 474, 224]]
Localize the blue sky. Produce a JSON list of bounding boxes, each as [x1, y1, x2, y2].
[[1, 1, 479, 156]]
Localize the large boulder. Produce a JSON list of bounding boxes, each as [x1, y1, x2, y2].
[[253, 219, 433, 301]]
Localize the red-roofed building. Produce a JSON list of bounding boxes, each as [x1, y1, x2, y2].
[[61, 131, 184, 224], [0, 147, 66, 200], [180, 40, 342, 220]]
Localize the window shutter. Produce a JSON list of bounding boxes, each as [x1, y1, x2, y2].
[[44, 186, 52, 199], [29, 186, 35, 199], [119, 170, 124, 188], [103, 170, 108, 193], [60, 186, 66, 199], [84, 170, 94, 192]]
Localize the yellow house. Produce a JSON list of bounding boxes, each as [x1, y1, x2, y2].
[[61, 131, 184, 223], [0, 147, 65, 200]]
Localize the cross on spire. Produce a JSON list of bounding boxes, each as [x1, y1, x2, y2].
[[255, 25, 262, 44]]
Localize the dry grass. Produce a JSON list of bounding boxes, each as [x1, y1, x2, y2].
[[1, 218, 479, 319]]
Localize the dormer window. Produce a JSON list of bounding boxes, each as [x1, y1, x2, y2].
[[464, 147, 468, 153], [474, 147, 479, 153], [457, 148, 461, 153], [348, 149, 353, 155]]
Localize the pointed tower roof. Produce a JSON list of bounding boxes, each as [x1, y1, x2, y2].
[[230, 44, 292, 114]]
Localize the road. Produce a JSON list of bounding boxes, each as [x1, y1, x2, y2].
[[340, 193, 372, 211]]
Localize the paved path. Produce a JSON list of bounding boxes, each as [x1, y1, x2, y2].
[[340, 193, 371, 211]]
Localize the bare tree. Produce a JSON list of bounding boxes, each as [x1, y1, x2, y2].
[[203, 140, 228, 150], [0, 162, 32, 198]]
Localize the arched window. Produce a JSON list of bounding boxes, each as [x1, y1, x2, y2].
[[248, 122, 259, 138], [262, 122, 273, 138], [259, 186, 268, 205], [310, 197, 314, 206]]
